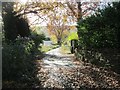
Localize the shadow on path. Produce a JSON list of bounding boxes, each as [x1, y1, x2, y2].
[[36, 47, 120, 88]]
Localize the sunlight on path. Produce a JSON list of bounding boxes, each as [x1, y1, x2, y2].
[[45, 47, 72, 57], [37, 47, 82, 88], [46, 48, 63, 56]]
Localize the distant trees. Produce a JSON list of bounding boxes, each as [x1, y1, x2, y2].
[[47, 12, 69, 45]]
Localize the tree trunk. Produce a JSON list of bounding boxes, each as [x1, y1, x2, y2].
[[77, 2, 82, 38], [77, 2, 82, 21]]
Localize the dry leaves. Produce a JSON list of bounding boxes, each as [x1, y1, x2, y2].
[[36, 54, 120, 88]]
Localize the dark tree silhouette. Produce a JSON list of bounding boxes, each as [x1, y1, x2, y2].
[[2, 2, 30, 41]]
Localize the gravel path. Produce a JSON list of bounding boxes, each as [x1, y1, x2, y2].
[[36, 47, 120, 88]]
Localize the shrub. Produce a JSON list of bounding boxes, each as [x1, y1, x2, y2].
[[2, 36, 36, 81], [31, 32, 45, 48], [77, 2, 120, 74], [77, 2, 120, 48]]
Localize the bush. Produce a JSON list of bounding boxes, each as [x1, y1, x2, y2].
[[31, 32, 45, 48], [2, 33, 46, 88], [2, 37, 36, 81], [77, 2, 120, 48], [76, 2, 120, 74]]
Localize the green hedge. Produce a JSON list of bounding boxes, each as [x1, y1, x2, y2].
[[2, 35, 44, 88], [2, 37, 36, 81], [77, 2, 120, 48], [76, 2, 120, 74]]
